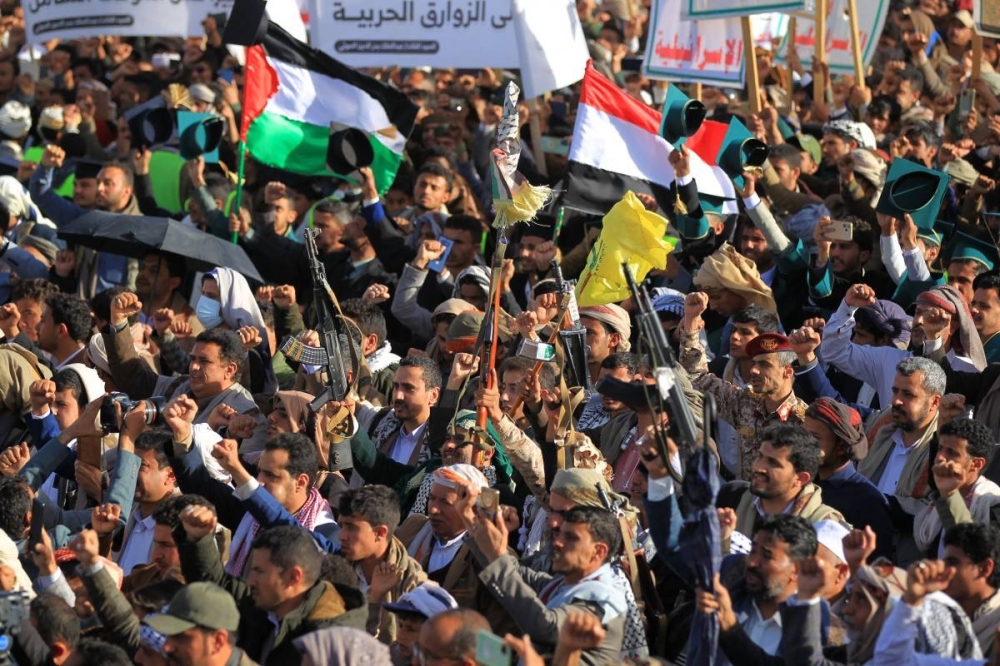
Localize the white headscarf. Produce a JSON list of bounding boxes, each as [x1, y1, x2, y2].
[[0, 176, 54, 230], [60, 363, 106, 403], [205, 267, 266, 335]]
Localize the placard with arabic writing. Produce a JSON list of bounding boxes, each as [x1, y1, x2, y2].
[[643, 0, 747, 86], [310, 0, 518, 68], [23, 0, 234, 40], [975, 0, 1000, 39], [681, 0, 807, 20], [772, 0, 889, 75]]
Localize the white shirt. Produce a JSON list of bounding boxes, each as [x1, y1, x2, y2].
[[875, 430, 920, 495], [874, 599, 987, 666], [116, 511, 156, 575], [387, 421, 427, 466], [428, 532, 465, 573], [740, 599, 783, 656]]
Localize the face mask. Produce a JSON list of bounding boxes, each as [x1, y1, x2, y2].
[[196, 296, 223, 329]]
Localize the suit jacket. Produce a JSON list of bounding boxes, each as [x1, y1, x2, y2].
[[396, 515, 516, 636]]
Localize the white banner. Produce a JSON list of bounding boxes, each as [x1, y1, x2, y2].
[[975, 0, 1000, 38], [773, 0, 889, 75], [643, 0, 747, 86], [23, 0, 234, 40], [309, 0, 518, 68], [753, 13, 791, 49], [681, 0, 807, 20]]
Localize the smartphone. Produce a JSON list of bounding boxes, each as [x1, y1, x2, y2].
[[959, 88, 976, 120], [475, 630, 512, 666], [427, 236, 454, 273], [825, 220, 854, 242], [29, 497, 44, 550], [540, 136, 570, 156], [476, 488, 500, 522], [218, 68, 234, 84], [621, 56, 643, 72]]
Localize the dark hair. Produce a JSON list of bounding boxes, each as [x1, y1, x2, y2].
[[251, 525, 323, 587], [944, 523, 1000, 588], [562, 506, 622, 561], [399, 355, 443, 391], [753, 514, 819, 559], [320, 553, 361, 589], [31, 593, 81, 651], [340, 298, 388, 347], [91, 286, 133, 326], [194, 328, 245, 365], [10, 277, 57, 305], [0, 476, 30, 538], [760, 424, 821, 481], [974, 274, 1000, 294], [601, 352, 638, 375], [152, 494, 213, 529], [126, 578, 185, 615], [100, 162, 135, 189], [903, 121, 940, 150], [203, 173, 233, 205], [143, 252, 186, 281], [537, 362, 558, 392], [134, 430, 173, 470], [46, 293, 93, 343], [265, 432, 319, 489], [767, 143, 802, 170], [500, 355, 534, 377], [732, 304, 781, 334], [847, 217, 874, 253], [313, 199, 353, 223], [52, 368, 86, 408], [339, 484, 401, 535], [75, 639, 131, 666], [430, 609, 490, 659], [939, 417, 995, 465], [257, 299, 275, 330], [444, 214, 484, 246], [416, 163, 454, 190], [897, 67, 925, 97], [867, 95, 902, 124]]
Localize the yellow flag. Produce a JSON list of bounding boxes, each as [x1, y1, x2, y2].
[[576, 192, 677, 307]]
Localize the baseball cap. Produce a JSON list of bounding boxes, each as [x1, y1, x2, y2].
[[383, 582, 458, 619], [144, 582, 240, 635]]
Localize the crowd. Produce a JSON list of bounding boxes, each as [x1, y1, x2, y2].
[[1, 0, 1000, 665]]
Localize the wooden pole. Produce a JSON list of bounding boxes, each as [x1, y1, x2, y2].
[[742, 16, 762, 114], [846, 0, 865, 88], [785, 17, 797, 102], [814, 0, 827, 99], [973, 30, 984, 82], [694, 82, 703, 101], [528, 97, 548, 177]]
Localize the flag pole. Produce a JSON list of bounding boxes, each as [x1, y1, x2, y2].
[[529, 98, 548, 177], [231, 141, 246, 244]]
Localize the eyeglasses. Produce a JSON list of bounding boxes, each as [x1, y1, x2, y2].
[[414, 645, 462, 665]]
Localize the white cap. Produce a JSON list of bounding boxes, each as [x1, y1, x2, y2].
[[814, 520, 850, 564], [0, 101, 31, 139]]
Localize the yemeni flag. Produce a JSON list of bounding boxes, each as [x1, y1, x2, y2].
[[565, 63, 735, 216], [241, 23, 418, 193]]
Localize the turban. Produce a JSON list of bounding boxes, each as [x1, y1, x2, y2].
[[806, 397, 868, 460], [857, 300, 911, 349], [579, 304, 632, 351], [916, 285, 987, 370], [431, 463, 488, 490], [693, 243, 777, 313]]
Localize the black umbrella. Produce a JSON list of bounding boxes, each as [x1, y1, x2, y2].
[[58, 211, 263, 283]]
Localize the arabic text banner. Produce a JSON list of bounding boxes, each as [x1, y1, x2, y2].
[[681, 0, 807, 19], [773, 0, 889, 75], [643, 0, 747, 86], [310, 0, 519, 68], [23, 0, 234, 40], [975, 0, 1000, 38]]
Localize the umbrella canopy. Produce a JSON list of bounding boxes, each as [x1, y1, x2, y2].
[[58, 211, 263, 283]]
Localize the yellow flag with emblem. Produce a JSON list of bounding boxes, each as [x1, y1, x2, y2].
[[576, 191, 678, 307]]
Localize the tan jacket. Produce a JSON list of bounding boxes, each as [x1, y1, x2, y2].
[[367, 536, 427, 644]]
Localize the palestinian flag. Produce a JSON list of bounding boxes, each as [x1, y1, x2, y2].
[[241, 23, 418, 193], [565, 63, 735, 215]]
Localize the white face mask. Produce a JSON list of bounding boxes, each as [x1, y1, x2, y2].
[[195, 296, 223, 329]]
